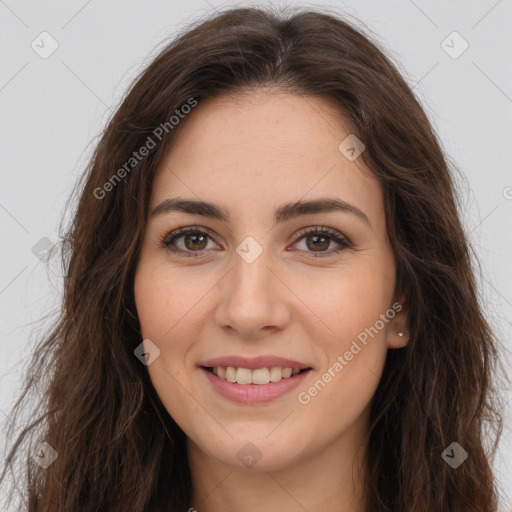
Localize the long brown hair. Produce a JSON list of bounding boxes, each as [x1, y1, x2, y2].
[[1, 6, 505, 511]]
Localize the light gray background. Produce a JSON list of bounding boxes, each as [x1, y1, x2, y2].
[[1, 0, 511, 510]]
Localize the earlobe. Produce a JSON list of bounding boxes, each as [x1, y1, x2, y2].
[[388, 329, 409, 349], [386, 297, 409, 349]]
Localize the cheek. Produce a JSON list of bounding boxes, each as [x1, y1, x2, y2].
[[293, 268, 390, 438], [291, 256, 393, 407], [134, 262, 201, 429], [133, 263, 193, 391], [293, 259, 394, 341], [134, 259, 197, 342]]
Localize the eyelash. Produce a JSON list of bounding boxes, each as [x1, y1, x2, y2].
[[160, 225, 351, 259]]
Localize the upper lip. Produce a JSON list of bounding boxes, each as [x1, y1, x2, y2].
[[200, 355, 312, 370]]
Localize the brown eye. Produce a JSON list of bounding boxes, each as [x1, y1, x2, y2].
[[305, 234, 330, 252], [291, 226, 350, 257], [162, 226, 219, 258], [183, 233, 208, 251]]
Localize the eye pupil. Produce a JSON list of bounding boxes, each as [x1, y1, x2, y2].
[[185, 233, 207, 250], [307, 235, 329, 251]]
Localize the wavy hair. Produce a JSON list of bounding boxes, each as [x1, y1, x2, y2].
[[1, 6, 505, 511]]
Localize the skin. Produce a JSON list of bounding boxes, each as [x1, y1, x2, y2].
[[134, 88, 409, 512]]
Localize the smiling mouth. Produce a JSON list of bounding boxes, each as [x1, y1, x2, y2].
[[202, 366, 311, 385]]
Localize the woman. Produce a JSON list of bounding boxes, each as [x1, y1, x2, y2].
[[0, 6, 504, 511]]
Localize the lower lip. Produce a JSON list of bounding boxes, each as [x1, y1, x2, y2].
[[201, 368, 311, 404]]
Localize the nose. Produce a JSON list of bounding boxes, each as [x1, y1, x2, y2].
[[213, 249, 292, 339]]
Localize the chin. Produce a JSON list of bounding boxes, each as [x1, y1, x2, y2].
[[202, 433, 309, 472]]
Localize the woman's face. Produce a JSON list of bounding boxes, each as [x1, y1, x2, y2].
[[134, 89, 408, 471]]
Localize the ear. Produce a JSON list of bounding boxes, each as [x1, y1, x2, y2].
[[386, 295, 410, 349]]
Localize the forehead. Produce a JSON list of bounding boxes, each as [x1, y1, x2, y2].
[[151, 89, 385, 233]]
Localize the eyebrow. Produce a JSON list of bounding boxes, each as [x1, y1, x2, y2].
[[150, 197, 371, 228]]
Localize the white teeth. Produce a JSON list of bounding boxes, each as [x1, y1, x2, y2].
[[252, 368, 270, 385], [282, 368, 292, 378], [235, 367, 253, 384], [269, 367, 282, 382], [225, 366, 237, 383], [210, 366, 303, 385]]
